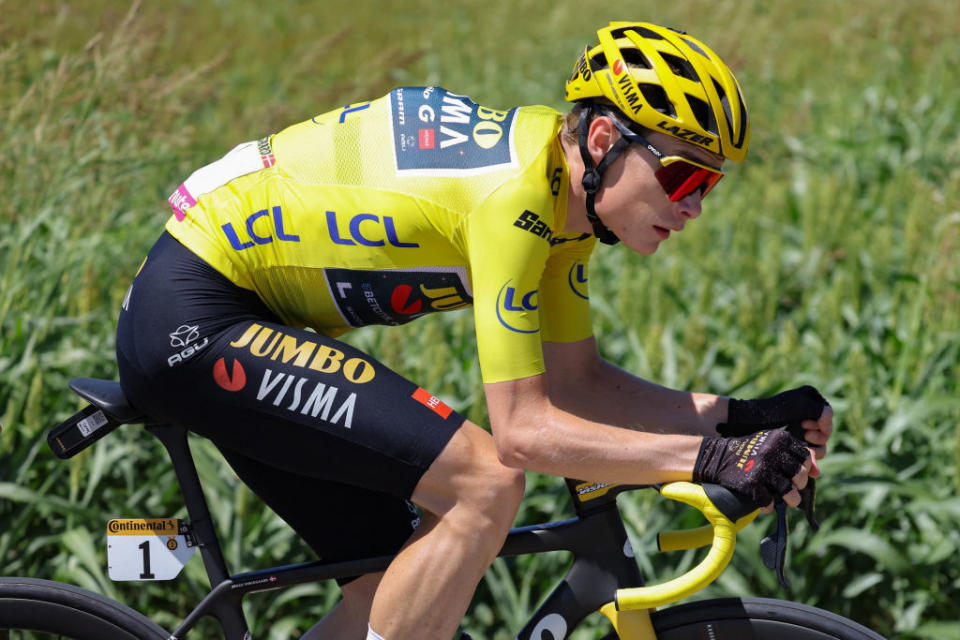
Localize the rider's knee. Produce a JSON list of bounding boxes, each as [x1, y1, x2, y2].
[[455, 461, 525, 532]]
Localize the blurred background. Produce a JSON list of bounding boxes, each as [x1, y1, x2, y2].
[[1, 1, 958, 638]]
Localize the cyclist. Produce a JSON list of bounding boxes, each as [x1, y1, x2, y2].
[[116, 21, 833, 640]]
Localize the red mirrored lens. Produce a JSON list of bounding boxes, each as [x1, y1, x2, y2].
[[655, 162, 723, 202]]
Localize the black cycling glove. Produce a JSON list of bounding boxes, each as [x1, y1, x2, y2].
[[717, 385, 828, 438], [693, 430, 810, 508]]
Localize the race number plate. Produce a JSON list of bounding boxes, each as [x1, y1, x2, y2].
[[107, 518, 195, 581]]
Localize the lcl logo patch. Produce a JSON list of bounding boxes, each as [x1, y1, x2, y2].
[[567, 261, 589, 300], [495, 280, 539, 334]]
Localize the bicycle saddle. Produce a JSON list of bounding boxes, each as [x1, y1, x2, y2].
[[69, 377, 144, 423]]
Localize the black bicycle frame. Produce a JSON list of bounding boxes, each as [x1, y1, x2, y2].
[[147, 421, 646, 640]]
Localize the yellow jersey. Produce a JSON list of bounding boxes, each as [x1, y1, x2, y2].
[[165, 87, 595, 383]]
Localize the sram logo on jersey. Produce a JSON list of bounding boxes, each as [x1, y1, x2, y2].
[[514, 210, 554, 243], [390, 87, 518, 175], [514, 210, 591, 247], [495, 280, 539, 334], [229, 324, 376, 384]]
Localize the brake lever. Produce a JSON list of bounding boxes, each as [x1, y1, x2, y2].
[[761, 422, 823, 590], [761, 500, 791, 590]]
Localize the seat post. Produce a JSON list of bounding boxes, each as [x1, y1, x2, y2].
[[146, 422, 232, 585], [146, 422, 252, 639]]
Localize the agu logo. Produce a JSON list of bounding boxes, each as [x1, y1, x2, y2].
[[495, 280, 539, 334]]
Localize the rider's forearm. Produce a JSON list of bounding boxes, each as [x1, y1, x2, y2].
[[494, 398, 701, 484], [549, 357, 727, 437], [487, 376, 702, 484]]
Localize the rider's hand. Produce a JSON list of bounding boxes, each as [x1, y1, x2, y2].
[[717, 386, 832, 459], [692, 430, 814, 512]]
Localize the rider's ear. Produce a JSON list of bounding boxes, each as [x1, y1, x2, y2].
[[586, 116, 618, 166]]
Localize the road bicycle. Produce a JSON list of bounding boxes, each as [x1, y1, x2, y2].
[[0, 377, 886, 639]]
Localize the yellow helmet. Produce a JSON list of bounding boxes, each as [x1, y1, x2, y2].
[[565, 22, 750, 162]]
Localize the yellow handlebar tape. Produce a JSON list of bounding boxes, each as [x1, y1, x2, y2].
[[615, 482, 760, 611], [658, 510, 759, 552]]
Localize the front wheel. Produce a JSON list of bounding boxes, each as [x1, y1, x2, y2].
[[648, 597, 886, 639], [0, 577, 169, 639]]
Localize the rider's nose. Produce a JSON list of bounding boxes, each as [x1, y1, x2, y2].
[[677, 192, 703, 220]]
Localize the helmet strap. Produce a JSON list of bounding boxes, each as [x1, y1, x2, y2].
[[577, 104, 631, 246]]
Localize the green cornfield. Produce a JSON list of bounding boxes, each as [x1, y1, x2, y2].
[[1, 1, 958, 638]]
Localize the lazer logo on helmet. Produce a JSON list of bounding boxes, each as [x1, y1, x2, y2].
[[655, 121, 715, 147], [229, 324, 376, 384], [495, 280, 539, 334]]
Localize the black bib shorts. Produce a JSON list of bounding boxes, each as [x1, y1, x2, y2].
[[116, 232, 466, 569]]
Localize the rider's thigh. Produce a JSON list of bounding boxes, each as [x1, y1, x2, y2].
[[411, 420, 525, 522]]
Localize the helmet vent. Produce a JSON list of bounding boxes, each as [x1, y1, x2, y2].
[[660, 53, 698, 82], [687, 95, 717, 135], [620, 48, 652, 70], [734, 86, 748, 148], [611, 25, 664, 41], [713, 79, 735, 142], [589, 53, 607, 72], [682, 38, 712, 61], [638, 84, 675, 118]]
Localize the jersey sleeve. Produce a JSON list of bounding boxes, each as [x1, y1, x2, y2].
[[461, 180, 554, 384], [539, 236, 596, 343]]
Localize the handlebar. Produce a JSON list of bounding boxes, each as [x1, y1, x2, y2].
[[615, 482, 760, 611]]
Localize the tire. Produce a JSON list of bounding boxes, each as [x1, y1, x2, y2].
[[0, 578, 169, 639], [647, 597, 886, 639]]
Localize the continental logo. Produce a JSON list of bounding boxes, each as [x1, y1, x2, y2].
[[229, 324, 376, 384], [108, 519, 179, 535], [575, 481, 617, 501]]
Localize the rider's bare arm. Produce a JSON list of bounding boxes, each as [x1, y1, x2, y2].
[[484, 371, 701, 485], [541, 337, 726, 437]]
